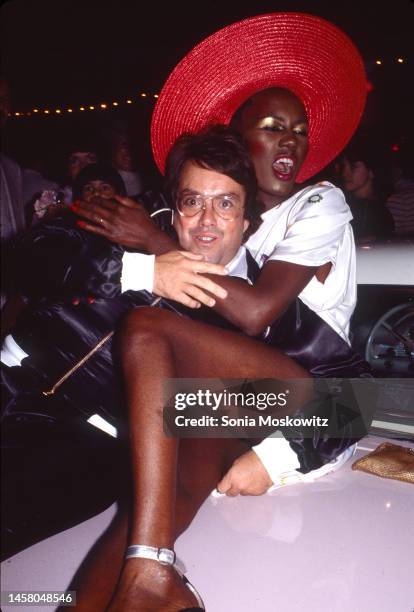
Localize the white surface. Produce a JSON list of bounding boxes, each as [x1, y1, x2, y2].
[[1, 435, 413, 612], [356, 239, 414, 285]]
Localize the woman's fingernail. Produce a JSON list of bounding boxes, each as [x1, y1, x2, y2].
[[77, 220, 86, 228]]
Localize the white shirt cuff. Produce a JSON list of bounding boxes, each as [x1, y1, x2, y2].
[[252, 436, 300, 483], [121, 252, 155, 293], [1, 334, 29, 367]]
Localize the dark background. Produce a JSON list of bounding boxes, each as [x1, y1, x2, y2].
[[1, 0, 413, 185]]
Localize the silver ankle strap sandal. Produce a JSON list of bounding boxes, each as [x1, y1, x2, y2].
[[126, 544, 176, 565], [125, 545, 205, 611]]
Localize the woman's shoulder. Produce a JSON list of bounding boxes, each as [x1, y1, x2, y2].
[[290, 181, 350, 217], [295, 180, 346, 202]]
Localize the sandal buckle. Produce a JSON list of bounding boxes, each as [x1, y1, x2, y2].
[[157, 547, 176, 565]]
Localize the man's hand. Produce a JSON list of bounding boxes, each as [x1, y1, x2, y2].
[[71, 195, 174, 251], [217, 450, 273, 496], [154, 250, 228, 308]]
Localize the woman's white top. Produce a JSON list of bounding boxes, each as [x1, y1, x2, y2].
[[245, 182, 355, 344]]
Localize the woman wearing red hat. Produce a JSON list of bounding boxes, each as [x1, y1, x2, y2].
[[72, 13, 369, 612]]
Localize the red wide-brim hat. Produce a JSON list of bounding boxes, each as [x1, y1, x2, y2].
[[151, 12, 367, 183]]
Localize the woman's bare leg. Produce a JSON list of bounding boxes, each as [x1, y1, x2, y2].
[[104, 306, 309, 611], [73, 438, 248, 611]]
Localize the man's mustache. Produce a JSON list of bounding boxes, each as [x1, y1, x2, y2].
[[189, 228, 223, 239]]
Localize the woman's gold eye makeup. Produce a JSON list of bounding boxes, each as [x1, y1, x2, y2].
[[255, 116, 308, 135], [256, 117, 281, 129]]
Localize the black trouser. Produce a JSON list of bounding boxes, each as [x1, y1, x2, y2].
[[1, 390, 129, 560], [0, 294, 173, 560]]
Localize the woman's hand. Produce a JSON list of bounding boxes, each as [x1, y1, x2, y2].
[[217, 449, 273, 496], [154, 251, 228, 308], [71, 195, 175, 252]]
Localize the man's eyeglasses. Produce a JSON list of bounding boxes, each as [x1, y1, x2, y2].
[[176, 193, 243, 220]]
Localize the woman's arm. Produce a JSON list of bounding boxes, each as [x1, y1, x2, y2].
[[204, 259, 317, 336], [153, 256, 317, 335], [71, 194, 178, 253]]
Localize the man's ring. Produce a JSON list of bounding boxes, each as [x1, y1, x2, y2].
[[99, 217, 104, 225]]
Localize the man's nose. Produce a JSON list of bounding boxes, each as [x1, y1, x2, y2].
[[199, 200, 217, 225]]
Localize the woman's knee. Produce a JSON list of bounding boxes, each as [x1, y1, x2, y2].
[[120, 307, 175, 348]]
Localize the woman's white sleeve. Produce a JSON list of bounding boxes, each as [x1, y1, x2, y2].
[[268, 186, 352, 267]]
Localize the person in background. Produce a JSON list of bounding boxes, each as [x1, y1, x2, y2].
[[27, 141, 100, 226], [110, 133, 144, 197], [386, 137, 414, 236], [73, 162, 126, 205], [0, 78, 25, 245], [21, 154, 58, 213], [64, 144, 99, 200], [337, 132, 395, 241], [1, 77, 27, 323]]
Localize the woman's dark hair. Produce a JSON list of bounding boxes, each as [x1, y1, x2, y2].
[[165, 124, 263, 234], [72, 163, 126, 200]]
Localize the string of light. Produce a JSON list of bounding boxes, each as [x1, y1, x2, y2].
[[375, 57, 405, 65], [9, 56, 408, 118], [9, 93, 159, 118]]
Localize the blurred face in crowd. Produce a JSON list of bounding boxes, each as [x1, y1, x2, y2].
[[234, 88, 309, 209], [339, 158, 374, 199], [68, 151, 98, 180], [112, 140, 134, 172], [81, 180, 116, 202], [173, 160, 249, 266]]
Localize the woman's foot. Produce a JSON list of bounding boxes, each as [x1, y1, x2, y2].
[[106, 557, 201, 611]]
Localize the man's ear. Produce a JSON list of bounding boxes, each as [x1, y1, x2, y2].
[[243, 219, 250, 234]]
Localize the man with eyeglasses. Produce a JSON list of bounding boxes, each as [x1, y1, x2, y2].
[[163, 124, 262, 272], [1, 125, 262, 558]]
